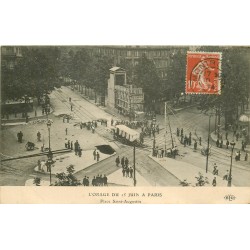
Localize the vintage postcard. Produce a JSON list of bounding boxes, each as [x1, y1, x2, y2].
[[0, 45, 249, 204]]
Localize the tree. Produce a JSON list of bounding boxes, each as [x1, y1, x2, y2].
[[197, 46, 250, 129], [134, 54, 161, 111], [1, 46, 62, 101], [164, 48, 188, 101], [54, 165, 81, 186]]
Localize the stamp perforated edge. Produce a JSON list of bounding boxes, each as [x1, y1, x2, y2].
[[185, 51, 222, 95]]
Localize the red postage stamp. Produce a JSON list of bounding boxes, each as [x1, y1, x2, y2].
[[186, 52, 222, 95]]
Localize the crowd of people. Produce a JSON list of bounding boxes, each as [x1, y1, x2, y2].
[[115, 156, 134, 178], [82, 174, 108, 186]]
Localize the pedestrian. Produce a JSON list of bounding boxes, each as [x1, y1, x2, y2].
[[125, 157, 129, 168], [37, 160, 41, 171], [65, 128, 68, 135], [238, 151, 241, 161], [74, 140, 79, 155], [83, 176, 87, 186], [93, 149, 97, 160], [181, 128, 183, 137], [235, 151, 239, 161], [67, 140, 70, 149], [157, 148, 161, 158], [199, 137, 202, 146], [226, 139, 229, 149], [71, 104, 73, 111], [216, 139, 219, 147], [92, 176, 96, 186], [96, 152, 100, 162], [92, 125, 95, 133], [126, 167, 130, 177], [242, 141, 245, 151], [18, 131, 23, 143], [212, 177, 217, 187], [220, 140, 223, 148], [188, 136, 192, 146], [86, 177, 89, 186], [78, 147, 82, 157], [223, 170, 229, 180], [70, 141, 73, 150], [181, 135, 184, 144], [245, 152, 248, 161], [103, 174, 108, 186], [213, 165, 219, 176], [177, 128, 180, 137], [122, 168, 126, 177], [115, 156, 120, 167], [161, 148, 164, 158], [121, 156, 125, 168], [65, 138, 68, 148], [37, 131, 41, 142], [99, 175, 103, 186], [194, 140, 197, 150], [129, 167, 133, 178]]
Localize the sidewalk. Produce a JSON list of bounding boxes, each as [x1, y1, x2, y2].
[[210, 131, 249, 154], [34, 150, 116, 175], [149, 155, 230, 187]]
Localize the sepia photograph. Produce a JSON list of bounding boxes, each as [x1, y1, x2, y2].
[[1, 45, 249, 199]]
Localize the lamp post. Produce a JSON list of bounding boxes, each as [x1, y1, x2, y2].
[[133, 145, 136, 187], [228, 141, 236, 187], [152, 116, 156, 156], [205, 114, 212, 173], [47, 120, 52, 185]]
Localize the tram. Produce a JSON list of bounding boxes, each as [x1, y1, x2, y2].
[[113, 124, 142, 146]]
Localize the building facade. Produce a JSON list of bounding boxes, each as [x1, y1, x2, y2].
[[1, 46, 22, 70], [87, 46, 189, 81], [107, 67, 144, 117]]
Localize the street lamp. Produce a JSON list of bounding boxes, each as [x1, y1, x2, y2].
[[205, 113, 212, 173], [152, 116, 156, 156], [133, 144, 136, 187], [228, 141, 236, 187], [47, 120, 52, 185]]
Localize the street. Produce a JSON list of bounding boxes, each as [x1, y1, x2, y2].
[[1, 86, 249, 186]]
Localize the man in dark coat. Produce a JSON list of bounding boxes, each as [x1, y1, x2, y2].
[[92, 176, 96, 186], [103, 175, 108, 186], [74, 140, 79, 155], [115, 156, 120, 167], [125, 157, 129, 168], [121, 156, 125, 168]]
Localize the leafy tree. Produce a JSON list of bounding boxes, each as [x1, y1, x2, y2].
[[1, 46, 62, 101], [54, 165, 81, 186], [134, 54, 161, 111], [197, 46, 250, 128], [164, 48, 188, 100]]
